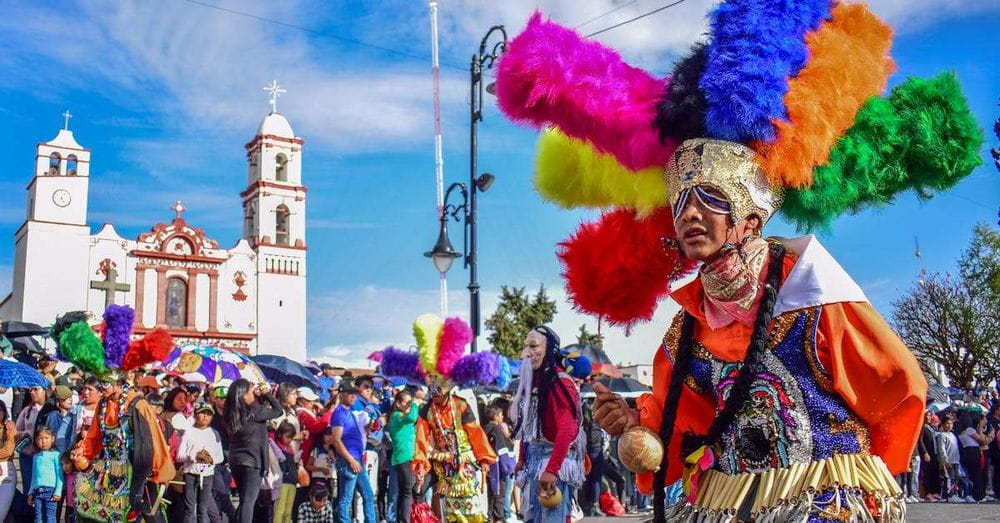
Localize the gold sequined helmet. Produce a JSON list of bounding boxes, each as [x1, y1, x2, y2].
[[665, 139, 784, 227]]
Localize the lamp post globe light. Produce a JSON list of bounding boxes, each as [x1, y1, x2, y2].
[[424, 25, 506, 353]]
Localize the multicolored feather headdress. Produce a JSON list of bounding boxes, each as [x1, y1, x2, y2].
[[495, 1, 983, 328], [54, 305, 174, 380], [374, 315, 511, 390]]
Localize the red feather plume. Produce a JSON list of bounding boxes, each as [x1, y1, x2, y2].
[[121, 328, 174, 371], [558, 207, 695, 327]]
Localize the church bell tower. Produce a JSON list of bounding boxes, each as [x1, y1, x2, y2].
[[11, 112, 92, 322], [242, 82, 307, 360]]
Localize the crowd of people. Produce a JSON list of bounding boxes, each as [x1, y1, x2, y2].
[[904, 395, 1000, 504], [0, 341, 662, 523]]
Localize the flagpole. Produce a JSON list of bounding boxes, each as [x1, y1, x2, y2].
[[430, 0, 448, 316]]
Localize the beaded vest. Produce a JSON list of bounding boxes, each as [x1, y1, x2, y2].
[[664, 305, 872, 475]]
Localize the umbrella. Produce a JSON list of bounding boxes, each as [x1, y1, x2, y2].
[[8, 337, 46, 366], [563, 343, 622, 377], [0, 359, 49, 388], [581, 377, 650, 398], [160, 344, 266, 385], [250, 354, 320, 390], [1, 321, 48, 338], [302, 361, 322, 375]]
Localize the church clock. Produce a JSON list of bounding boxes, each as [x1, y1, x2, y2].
[[52, 189, 72, 207]]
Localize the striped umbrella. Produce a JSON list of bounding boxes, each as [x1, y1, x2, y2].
[[160, 344, 266, 385], [0, 359, 50, 388]]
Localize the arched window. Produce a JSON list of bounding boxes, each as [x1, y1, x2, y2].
[[275, 153, 288, 182], [48, 152, 61, 175], [66, 154, 78, 175], [244, 203, 256, 239], [166, 277, 188, 328], [275, 204, 290, 245]]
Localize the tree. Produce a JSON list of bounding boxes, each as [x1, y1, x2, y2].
[[484, 285, 557, 359], [576, 323, 604, 348], [891, 224, 1000, 388]]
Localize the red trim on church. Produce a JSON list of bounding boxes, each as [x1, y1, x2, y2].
[[251, 238, 308, 251], [240, 181, 308, 199], [36, 142, 91, 152], [244, 134, 304, 149], [130, 249, 227, 264]]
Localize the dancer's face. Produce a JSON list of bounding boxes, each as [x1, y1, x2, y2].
[[522, 331, 547, 370], [673, 187, 759, 262]]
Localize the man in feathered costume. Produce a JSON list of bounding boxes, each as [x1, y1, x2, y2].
[[375, 315, 510, 523], [493, 1, 983, 521], [56, 305, 176, 522]]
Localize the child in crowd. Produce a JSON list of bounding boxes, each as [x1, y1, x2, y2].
[[43, 386, 77, 454], [59, 452, 76, 523], [307, 427, 337, 490], [296, 483, 335, 523], [272, 421, 298, 523], [484, 407, 514, 523], [937, 418, 968, 500], [176, 402, 224, 523], [27, 426, 62, 523]]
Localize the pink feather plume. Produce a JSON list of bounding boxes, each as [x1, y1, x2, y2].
[[437, 317, 472, 377], [495, 12, 676, 171]]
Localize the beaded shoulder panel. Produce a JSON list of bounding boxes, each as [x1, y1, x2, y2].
[[662, 307, 872, 474]]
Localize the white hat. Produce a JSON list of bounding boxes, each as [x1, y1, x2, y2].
[[297, 387, 319, 402]]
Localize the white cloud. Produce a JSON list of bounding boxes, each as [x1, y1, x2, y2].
[[306, 282, 680, 368]]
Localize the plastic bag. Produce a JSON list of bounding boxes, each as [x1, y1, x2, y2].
[[600, 491, 626, 517]]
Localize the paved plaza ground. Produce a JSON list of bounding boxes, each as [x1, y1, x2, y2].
[[579, 502, 1000, 522]]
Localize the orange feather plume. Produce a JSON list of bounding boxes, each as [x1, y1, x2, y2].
[[754, 3, 895, 188]]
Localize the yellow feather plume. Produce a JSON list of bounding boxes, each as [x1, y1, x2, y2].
[[535, 128, 668, 217], [414, 314, 444, 376]]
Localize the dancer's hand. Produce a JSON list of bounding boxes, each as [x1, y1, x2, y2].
[[539, 471, 557, 496], [592, 382, 637, 436], [27, 496, 33, 507]]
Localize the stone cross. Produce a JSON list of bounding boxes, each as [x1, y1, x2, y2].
[[90, 268, 131, 310], [172, 200, 186, 220]]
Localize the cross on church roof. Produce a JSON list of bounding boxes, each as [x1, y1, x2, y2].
[[90, 266, 131, 311], [62, 110, 72, 130], [263, 80, 286, 113], [172, 200, 186, 220]]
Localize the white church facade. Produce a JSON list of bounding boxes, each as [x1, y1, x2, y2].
[[0, 107, 308, 360]]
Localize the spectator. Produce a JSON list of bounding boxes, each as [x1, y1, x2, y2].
[[28, 426, 62, 523], [958, 412, 993, 501], [177, 402, 224, 523], [484, 406, 513, 523], [297, 483, 335, 523], [59, 452, 76, 523], [306, 427, 337, 489], [987, 403, 1000, 501], [15, 385, 46, 487], [919, 410, 941, 501], [54, 367, 82, 389], [207, 381, 237, 523], [223, 379, 282, 523], [164, 386, 194, 433], [272, 421, 298, 523], [581, 398, 607, 516], [37, 357, 58, 388], [43, 386, 77, 454], [317, 364, 337, 403], [0, 401, 15, 521], [271, 383, 305, 453], [295, 387, 334, 474], [937, 417, 965, 500], [330, 380, 375, 523], [75, 378, 101, 436], [352, 376, 384, 504], [386, 389, 418, 523]]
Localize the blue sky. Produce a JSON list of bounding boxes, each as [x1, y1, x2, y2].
[[0, 0, 997, 367]]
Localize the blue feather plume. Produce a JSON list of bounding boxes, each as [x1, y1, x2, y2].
[[700, 0, 833, 143]]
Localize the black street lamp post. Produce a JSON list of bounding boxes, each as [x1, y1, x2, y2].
[[425, 25, 506, 353]]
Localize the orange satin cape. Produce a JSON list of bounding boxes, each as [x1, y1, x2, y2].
[[78, 390, 177, 484], [635, 255, 926, 493], [413, 395, 497, 477]]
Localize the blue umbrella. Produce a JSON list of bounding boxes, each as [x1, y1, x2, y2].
[[250, 355, 321, 390], [0, 359, 49, 388]]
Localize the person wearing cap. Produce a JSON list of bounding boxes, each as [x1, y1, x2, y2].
[[43, 386, 78, 454], [317, 365, 337, 404], [136, 375, 161, 396], [330, 380, 375, 523], [177, 402, 224, 523], [295, 387, 333, 471]]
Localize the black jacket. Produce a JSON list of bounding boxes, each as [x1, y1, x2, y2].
[[227, 394, 282, 469]]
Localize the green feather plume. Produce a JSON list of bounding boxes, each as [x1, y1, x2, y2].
[[782, 73, 984, 231], [57, 321, 107, 375]]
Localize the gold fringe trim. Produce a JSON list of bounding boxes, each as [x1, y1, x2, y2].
[[683, 453, 903, 518]]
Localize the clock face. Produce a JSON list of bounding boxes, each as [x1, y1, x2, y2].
[[52, 189, 71, 207]]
